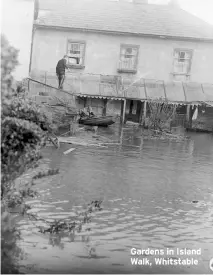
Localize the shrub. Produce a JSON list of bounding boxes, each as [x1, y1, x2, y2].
[[1, 35, 102, 273]]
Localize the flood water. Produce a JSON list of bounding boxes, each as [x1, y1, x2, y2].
[[19, 125, 213, 274]]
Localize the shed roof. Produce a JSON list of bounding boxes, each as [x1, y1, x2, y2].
[[35, 0, 213, 41]]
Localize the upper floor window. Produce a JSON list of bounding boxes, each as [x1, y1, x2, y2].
[[172, 49, 193, 81], [67, 41, 86, 68], [118, 44, 139, 73]]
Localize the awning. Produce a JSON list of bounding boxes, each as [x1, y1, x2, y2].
[[78, 95, 123, 100], [204, 101, 213, 107]]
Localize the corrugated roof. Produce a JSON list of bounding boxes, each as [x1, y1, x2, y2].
[[35, 0, 213, 40]]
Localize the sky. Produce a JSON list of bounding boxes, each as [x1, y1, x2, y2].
[[151, 0, 213, 25], [1, 0, 213, 80], [1, 0, 34, 79]]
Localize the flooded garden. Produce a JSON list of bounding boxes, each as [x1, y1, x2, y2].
[[17, 124, 213, 274], [2, 34, 213, 275]]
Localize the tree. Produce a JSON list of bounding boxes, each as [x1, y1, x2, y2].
[[1, 34, 53, 273], [1, 35, 102, 273], [1, 35, 53, 196]]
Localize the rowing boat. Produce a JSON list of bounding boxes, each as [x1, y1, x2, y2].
[[79, 115, 116, 127]]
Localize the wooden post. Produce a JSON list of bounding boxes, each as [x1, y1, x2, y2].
[[120, 100, 123, 124], [143, 101, 147, 117], [44, 71, 47, 94], [139, 101, 143, 125], [103, 99, 107, 116], [186, 105, 190, 121], [119, 126, 124, 146], [163, 80, 167, 100], [140, 135, 143, 150], [143, 100, 147, 126], [182, 82, 187, 102], [69, 116, 77, 136], [122, 99, 126, 124], [186, 104, 192, 128], [84, 97, 87, 107]]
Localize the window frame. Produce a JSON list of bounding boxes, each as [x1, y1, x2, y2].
[[66, 40, 86, 69], [118, 44, 140, 74], [172, 48, 193, 79]]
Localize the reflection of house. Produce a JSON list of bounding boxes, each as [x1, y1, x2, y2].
[[30, 0, 213, 125]]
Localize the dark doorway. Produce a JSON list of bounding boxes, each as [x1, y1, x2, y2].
[[126, 100, 142, 123]]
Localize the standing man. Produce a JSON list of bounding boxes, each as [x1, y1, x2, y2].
[[56, 55, 68, 89]]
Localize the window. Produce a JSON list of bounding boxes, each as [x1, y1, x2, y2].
[[118, 44, 139, 73], [67, 41, 86, 68], [173, 49, 192, 80]]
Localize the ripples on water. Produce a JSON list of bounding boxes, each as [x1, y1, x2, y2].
[[19, 126, 213, 274]]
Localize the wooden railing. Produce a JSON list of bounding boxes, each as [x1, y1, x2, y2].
[[28, 70, 213, 103]]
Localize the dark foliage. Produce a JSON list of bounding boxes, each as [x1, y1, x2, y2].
[[1, 35, 103, 274]]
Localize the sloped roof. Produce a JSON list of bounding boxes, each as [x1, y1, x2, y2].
[[29, 68, 213, 103], [35, 0, 213, 41]]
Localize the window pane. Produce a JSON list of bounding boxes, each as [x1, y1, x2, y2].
[[174, 61, 189, 73], [185, 51, 191, 59], [121, 47, 127, 55], [174, 51, 179, 58], [179, 52, 185, 59], [70, 44, 80, 54], [68, 57, 78, 65], [131, 48, 138, 55], [120, 45, 138, 70], [120, 56, 136, 70], [67, 42, 85, 65], [173, 49, 192, 74], [126, 48, 132, 54], [68, 43, 83, 54], [179, 58, 185, 62], [121, 46, 138, 56], [80, 43, 85, 53]]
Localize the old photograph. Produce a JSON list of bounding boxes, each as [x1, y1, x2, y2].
[[1, 0, 213, 273]]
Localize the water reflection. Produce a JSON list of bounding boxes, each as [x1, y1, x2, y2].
[[19, 125, 213, 274], [49, 234, 65, 250]]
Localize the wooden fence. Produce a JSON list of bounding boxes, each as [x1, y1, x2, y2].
[[29, 70, 213, 104]]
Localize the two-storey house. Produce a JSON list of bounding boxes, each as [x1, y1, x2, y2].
[[30, 0, 213, 124]]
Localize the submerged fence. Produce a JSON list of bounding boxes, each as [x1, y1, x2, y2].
[[29, 70, 213, 104]]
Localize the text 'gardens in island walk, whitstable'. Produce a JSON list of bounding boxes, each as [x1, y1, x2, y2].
[[130, 248, 202, 267]]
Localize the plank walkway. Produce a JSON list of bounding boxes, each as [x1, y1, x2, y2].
[[27, 77, 126, 100]]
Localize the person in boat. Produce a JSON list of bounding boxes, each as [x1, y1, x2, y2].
[[56, 55, 68, 89], [79, 106, 95, 118], [87, 106, 95, 117], [79, 108, 87, 117]]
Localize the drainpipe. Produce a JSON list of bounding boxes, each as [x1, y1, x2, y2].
[[29, 25, 36, 75], [29, 0, 39, 75]]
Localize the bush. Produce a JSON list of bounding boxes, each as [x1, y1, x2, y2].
[[145, 102, 174, 132], [1, 34, 53, 273], [1, 35, 102, 273], [1, 36, 53, 195]]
